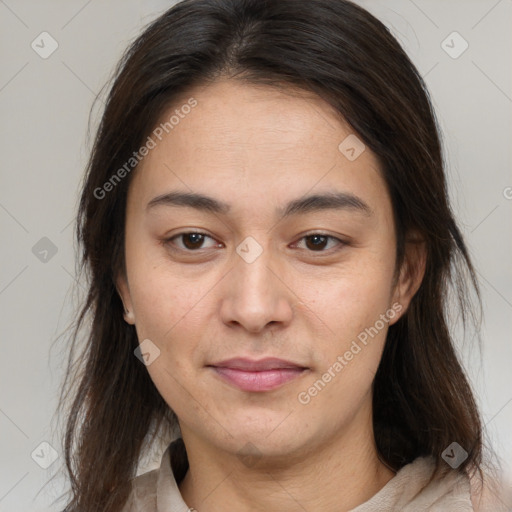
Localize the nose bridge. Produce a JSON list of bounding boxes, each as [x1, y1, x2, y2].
[[221, 234, 293, 331], [233, 234, 276, 300], [238, 239, 273, 295]]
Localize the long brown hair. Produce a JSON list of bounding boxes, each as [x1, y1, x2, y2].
[[54, 0, 490, 510]]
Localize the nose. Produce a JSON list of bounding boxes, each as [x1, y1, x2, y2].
[[219, 240, 294, 334]]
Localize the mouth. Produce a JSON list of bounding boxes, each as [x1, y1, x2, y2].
[[206, 357, 309, 392]]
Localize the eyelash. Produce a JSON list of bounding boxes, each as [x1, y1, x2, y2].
[[163, 231, 346, 254]]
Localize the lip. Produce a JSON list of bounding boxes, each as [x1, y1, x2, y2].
[[207, 357, 309, 392], [209, 357, 307, 371]]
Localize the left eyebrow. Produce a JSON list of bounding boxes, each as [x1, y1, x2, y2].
[[278, 191, 373, 218], [145, 190, 373, 218]]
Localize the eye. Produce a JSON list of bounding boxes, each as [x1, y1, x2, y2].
[[165, 231, 220, 251], [293, 233, 345, 252], [164, 231, 345, 253]]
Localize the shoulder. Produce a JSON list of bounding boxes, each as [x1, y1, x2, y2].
[[469, 469, 512, 512], [404, 456, 474, 510], [351, 456, 473, 511], [119, 468, 160, 512], [120, 439, 189, 511]]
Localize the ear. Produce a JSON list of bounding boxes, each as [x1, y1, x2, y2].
[[115, 272, 136, 325], [389, 232, 427, 326]]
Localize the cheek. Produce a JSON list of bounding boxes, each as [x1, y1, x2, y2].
[[127, 254, 224, 373], [315, 259, 395, 337], [131, 272, 202, 346], [302, 249, 395, 388], [127, 265, 210, 416], [297, 272, 393, 420], [126, 239, 199, 330]]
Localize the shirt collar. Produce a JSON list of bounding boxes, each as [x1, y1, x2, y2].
[[156, 438, 191, 511]]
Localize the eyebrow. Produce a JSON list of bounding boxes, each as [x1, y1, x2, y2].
[[145, 190, 373, 218]]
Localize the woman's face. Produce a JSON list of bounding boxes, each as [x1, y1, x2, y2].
[[117, 79, 418, 463]]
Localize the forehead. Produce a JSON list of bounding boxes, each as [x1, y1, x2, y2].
[[128, 79, 390, 219], [152, 79, 359, 164]]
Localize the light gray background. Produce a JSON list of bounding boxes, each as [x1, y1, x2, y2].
[[0, 1, 511, 510]]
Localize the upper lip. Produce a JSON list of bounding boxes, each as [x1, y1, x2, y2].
[[208, 357, 308, 371]]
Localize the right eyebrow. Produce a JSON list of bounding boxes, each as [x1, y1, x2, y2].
[[146, 190, 230, 215]]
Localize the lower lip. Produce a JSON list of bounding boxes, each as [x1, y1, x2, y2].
[[210, 367, 307, 392]]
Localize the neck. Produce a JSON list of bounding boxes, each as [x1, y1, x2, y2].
[[178, 401, 396, 512]]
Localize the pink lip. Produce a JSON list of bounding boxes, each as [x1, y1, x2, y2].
[[207, 357, 308, 392], [209, 357, 307, 371]]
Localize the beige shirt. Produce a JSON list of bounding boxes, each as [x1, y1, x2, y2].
[[120, 438, 506, 511]]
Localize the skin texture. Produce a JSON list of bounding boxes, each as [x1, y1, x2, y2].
[[117, 79, 426, 512]]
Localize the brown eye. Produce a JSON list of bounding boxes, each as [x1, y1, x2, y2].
[[296, 233, 344, 252], [182, 233, 206, 250], [166, 232, 218, 251], [305, 234, 329, 251]]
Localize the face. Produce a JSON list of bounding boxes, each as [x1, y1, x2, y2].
[[117, 79, 421, 464]]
